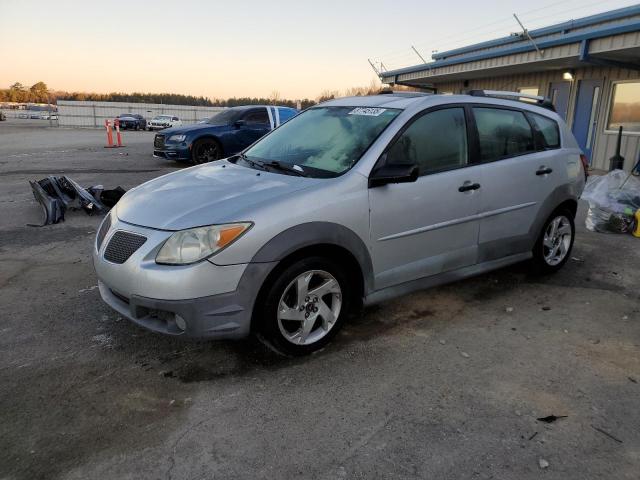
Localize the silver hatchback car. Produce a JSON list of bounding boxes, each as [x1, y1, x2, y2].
[[94, 91, 586, 355]]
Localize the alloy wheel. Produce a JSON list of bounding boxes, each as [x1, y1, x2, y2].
[[277, 270, 342, 346], [196, 143, 219, 163], [543, 215, 572, 266]]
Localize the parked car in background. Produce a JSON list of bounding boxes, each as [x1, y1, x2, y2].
[[148, 115, 182, 131], [95, 91, 586, 355], [116, 113, 147, 130], [152, 105, 298, 164]]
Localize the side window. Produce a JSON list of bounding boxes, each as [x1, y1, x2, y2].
[[527, 112, 560, 149], [386, 108, 468, 175], [473, 108, 535, 162], [244, 109, 270, 126], [172, 117, 179, 121]]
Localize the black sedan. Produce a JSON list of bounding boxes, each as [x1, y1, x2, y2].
[[116, 113, 147, 130]]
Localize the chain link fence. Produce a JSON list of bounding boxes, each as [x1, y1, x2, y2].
[[57, 100, 226, 128]]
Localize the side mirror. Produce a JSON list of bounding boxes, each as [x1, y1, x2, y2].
[[368, 163, 419, 188], [234, 119, 246, 128]]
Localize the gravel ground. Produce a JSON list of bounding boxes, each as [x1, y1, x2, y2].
[[1, 121, 639, 480]]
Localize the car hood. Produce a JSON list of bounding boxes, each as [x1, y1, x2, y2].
[[116, 161, 319, 230]]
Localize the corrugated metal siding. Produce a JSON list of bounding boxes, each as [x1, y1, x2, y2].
[[57, 101, 226, 128], [589, 30, 640, 52], [396, 42, 583, 82], [430, 66, 640, 171]]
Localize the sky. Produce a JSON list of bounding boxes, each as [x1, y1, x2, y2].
[[1, 0, 638, 99]]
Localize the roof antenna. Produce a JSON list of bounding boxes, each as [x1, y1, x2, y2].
[[513, 13, 544, 58], [411, 46, 428, 64]]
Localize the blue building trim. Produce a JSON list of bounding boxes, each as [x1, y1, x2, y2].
[[382, 19, 640, 79], [431, 4, 640, 60]]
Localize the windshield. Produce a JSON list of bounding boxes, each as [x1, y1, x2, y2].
[[207, 109, 243, 126], [242, 106, 400, 176], [154, 115, 171, 120]]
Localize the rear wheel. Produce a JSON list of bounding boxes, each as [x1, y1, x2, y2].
[[258, 257, 351, 356], [191, 138, 222, 164], [531, 208, 575, 274]]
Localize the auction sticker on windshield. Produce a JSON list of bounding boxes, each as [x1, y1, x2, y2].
[[349, 107, 387, 116]]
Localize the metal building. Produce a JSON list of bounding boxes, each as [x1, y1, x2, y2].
[[379, 5, 640, 172]]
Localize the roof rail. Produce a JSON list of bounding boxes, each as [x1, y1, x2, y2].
[[377, 90, 433, 97], [467, 90, 556, 112]]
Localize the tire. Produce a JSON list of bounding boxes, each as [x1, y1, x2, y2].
[[134, 123, 139, 131], [257, 256, 351, 356], [531, 208, 575, 274], [191, 138, 222, 164]]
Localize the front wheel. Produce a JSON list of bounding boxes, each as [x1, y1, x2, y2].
[[191, 138, 222, 164], [531, 209, 575, 274], [258, 257, 351, 356]]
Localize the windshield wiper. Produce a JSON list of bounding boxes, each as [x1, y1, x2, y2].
[[238, 153, 267, 171], [262, 160, 307, 177]]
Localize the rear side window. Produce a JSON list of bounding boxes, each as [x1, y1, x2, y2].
[[244, 109, 270, 126], [473, 108, 535, 162], [386, 108, 468, 175], [527, 112, 560, 149]]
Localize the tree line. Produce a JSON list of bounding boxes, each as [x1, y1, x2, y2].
[[0, 81, 384, 109]]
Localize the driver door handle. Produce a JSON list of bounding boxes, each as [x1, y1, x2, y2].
[[458, 182, 481, 192], [536, 167, 553, 175]]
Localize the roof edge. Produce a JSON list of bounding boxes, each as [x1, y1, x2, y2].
[[431, 4, 640, 60]]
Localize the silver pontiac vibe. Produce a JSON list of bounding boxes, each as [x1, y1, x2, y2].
[[94, 92, 585, 355]]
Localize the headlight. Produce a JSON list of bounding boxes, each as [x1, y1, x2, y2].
[[156, 223, 251, 265], [168, 134, 186, 142]]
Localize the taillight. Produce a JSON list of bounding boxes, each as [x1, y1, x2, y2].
[[580, 154, 589, 179]]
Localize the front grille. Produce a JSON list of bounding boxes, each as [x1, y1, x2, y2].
[[96, 212, 112, 250], [154, 134, 165, 149], [104, 231, 147, 264]]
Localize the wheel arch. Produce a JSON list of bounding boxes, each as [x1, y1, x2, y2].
[[554, 198, 578, 218], [249, 222, 373, 331]]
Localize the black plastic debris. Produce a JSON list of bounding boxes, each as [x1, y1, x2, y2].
[[100, 186, 126, 208], [30, 180, 66, 225], [29, 175, 126, 226], [537, 415, 568, 424]]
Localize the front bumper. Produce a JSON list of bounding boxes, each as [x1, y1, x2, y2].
[[93, 216, 276, 339], [153, 144, 191, 161]]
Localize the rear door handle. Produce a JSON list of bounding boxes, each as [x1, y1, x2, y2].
[[536, 167, 553, 175], [458, 182, 481, 192]]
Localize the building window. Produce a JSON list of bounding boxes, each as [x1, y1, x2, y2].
[[518, 87, 539, 96], [607, 81, 640, 133]]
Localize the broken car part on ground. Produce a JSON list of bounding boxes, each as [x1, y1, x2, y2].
[[29, 175, 125, 226]]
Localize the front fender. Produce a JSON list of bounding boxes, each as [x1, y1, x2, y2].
[[250, 222, 374, 295]]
